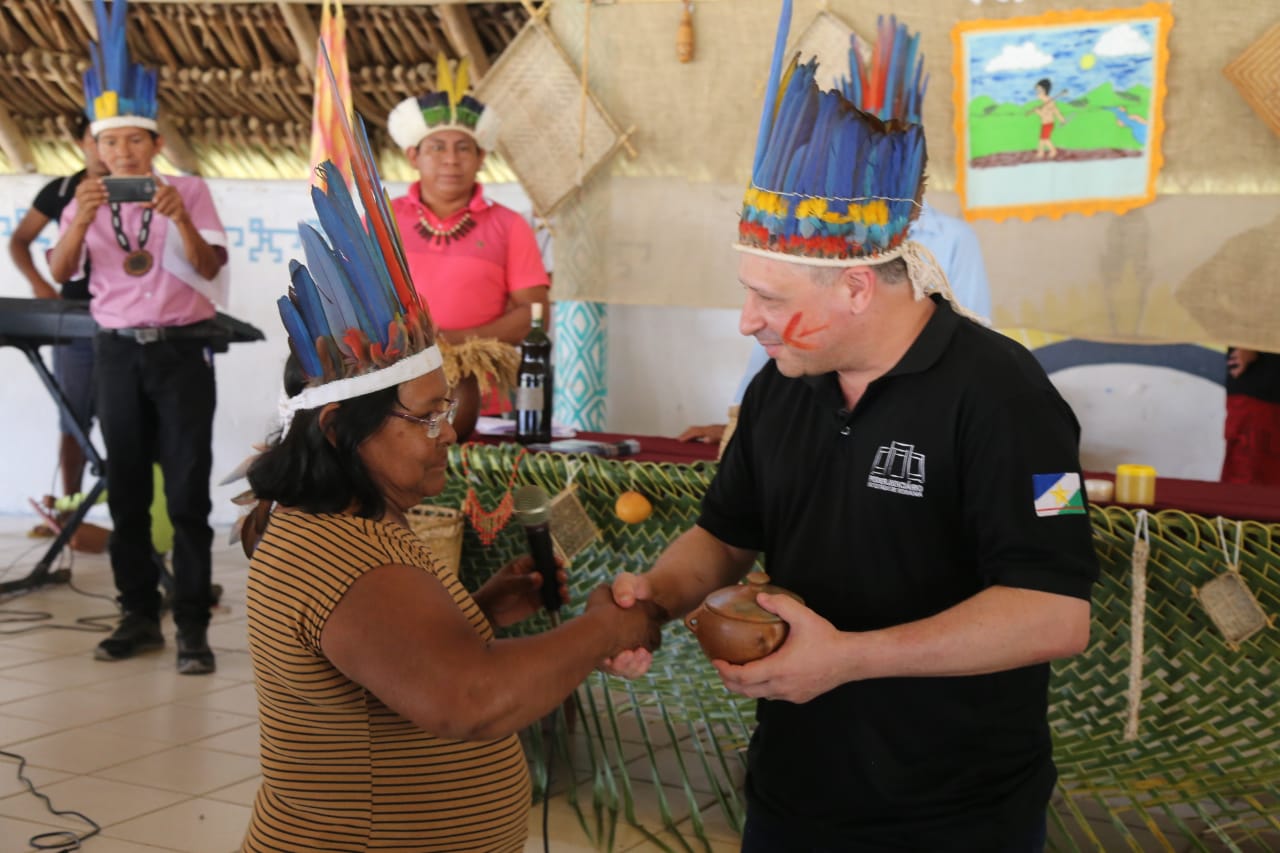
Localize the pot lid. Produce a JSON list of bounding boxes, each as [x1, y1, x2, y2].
[[702, 572, 803, 624]]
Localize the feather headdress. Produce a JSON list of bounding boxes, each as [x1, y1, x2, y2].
[[279, 45, 442, 423], [736, 2, 929, 267], [387, 55, 500, 151], [83, 0, 159, 135]]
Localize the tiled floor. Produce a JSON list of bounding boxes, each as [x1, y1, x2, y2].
[[3, 517, 1272, 853], [0, 517, 739, 852]]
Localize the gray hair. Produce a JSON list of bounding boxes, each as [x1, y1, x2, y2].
[[808, 257, 909, 287]]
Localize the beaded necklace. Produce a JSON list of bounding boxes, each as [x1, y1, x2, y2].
[[415, 210, 476, 246], [110, 202, 154, 276]]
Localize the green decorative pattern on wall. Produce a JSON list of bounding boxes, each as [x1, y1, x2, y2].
[[552, 301, 608, 432]]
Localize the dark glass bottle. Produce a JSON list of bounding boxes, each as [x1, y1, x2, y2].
[[515, 302, 553, 445]]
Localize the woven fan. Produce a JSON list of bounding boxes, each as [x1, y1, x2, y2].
[[474, 20, 631, 217], [789, 10, 871, 95], [1223, 22, 1280, 138]]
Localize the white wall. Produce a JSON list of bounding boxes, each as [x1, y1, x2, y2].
[[0, 175, 754, 526], [0, 175, 1224, 527]]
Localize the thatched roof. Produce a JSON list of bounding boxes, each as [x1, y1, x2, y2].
[[0, 0, 532, 180]]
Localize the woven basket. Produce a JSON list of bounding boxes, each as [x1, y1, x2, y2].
[[406, 504, 464, 576]]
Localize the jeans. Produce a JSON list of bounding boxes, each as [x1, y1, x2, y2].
[[52, 336, 96, 435]]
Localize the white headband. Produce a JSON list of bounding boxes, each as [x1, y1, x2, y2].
[[90, 116, 159, 135], [279, 346, 444, 436], [387, 96, 501, 152]]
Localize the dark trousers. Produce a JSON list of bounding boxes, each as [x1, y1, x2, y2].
[[740, 807, 1048, 853], [94, 333, 216, 629]]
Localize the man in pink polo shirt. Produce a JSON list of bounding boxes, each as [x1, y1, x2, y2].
[[387, 59, 549, 410], [49, 2, 228, 674]]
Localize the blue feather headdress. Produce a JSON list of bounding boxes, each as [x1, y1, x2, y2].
[[387, 55, 500, 152], [83, 0, 159, 135], [737, 2, 929, 266], [279, 46, 442, 421]]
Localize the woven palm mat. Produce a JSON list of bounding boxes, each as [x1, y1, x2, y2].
[[427, 445, 1279, 851]]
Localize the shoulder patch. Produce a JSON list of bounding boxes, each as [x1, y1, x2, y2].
[[1033, 472, 1086, 517]]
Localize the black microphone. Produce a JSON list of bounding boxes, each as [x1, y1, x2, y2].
[[512, 485, 562, 615]]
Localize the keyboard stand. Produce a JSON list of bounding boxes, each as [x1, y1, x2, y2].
[[1, 343, 106, 595]]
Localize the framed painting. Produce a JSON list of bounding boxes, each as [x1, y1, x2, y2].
[[952, 4, 1173, 222]]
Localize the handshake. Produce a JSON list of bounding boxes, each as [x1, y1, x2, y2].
[[583, 582, 668, 665]]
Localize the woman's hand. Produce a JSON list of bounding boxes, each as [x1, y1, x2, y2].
[[474, 554, 569, 629]]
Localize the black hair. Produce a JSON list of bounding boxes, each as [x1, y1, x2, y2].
[[1036, 78, 1052, 95], [247, 354, 398, 519], [70, 114, 91, 141]]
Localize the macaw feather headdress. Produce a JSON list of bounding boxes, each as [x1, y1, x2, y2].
[[83, 0, 159, 135], [278, 46, 442, 428], [737, 3, 960, 300], [387, 55, 500, 151]]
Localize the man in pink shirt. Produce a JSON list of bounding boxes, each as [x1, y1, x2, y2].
[[49, 2, 228, 674], [387, 59, 549, 413]]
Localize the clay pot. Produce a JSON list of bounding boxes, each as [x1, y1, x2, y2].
[[684, 572, 803, 665], [451, 373, 481, 442]]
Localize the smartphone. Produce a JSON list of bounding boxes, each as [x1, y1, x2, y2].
[[103, 176, 157, 203]]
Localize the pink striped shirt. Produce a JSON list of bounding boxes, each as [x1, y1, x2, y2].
[[61, 175, 228, 329]]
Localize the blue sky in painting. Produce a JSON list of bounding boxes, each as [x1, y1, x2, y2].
[[966, 21, 1155, 104]]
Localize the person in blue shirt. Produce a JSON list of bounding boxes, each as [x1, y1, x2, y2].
[[679, 201, 993, 444]]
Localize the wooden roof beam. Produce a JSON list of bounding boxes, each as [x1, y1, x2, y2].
[[0, 105, 36, 173], [66, 0, 98, 38], [276, 2, 318, 72], [157, 115, 201, 174], [438, 4, 490, 78]]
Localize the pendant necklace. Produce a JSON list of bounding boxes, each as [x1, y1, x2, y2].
[[110, 202, 154, 276], [415, 210, 475, 246]]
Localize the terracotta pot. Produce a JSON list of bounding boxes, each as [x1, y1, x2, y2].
[[451, 373, 481, 442], [684, 572, 802, 665]]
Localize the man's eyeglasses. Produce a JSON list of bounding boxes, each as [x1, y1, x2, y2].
[[388, 398, 458, 439]]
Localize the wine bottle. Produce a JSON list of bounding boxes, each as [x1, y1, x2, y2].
[[515, 302, 553, 445]]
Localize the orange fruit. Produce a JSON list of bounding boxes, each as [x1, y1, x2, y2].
[[615, 491, 653, 524]]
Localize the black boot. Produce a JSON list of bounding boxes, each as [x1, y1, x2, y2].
[[94, 612, 164, 661], [176, 625, 217, 675]]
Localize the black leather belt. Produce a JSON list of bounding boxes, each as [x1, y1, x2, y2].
[[102, 321, 223, 344]]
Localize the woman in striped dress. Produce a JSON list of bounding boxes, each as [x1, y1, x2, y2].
[[240, 361, 663, 851]]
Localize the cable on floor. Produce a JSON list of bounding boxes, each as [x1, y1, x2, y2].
[[0, 548, 117, 634], [0, 748, 100, 851]]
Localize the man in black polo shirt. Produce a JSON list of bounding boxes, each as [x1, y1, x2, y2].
[[8, 114, 106, 518], [607, 7, 1097, 851]]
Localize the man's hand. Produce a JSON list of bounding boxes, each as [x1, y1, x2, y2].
[[71, 177, 107, 226], [599, 571, 660, 678], [31, 280, 59, 300], [149, 184, 189, 225], [1228, 348, 1258, 379], [711, 592, 847, 704], [678, 424, 725, 444]]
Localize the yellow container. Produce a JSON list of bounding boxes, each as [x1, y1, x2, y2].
[[1115, 464, 1157, 505]]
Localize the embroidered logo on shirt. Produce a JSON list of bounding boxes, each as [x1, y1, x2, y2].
[[1033, 473, 1086, 517], [867, 441, 926, 498]]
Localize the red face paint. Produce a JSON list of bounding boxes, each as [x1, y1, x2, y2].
[[782, 312, 828, 351]]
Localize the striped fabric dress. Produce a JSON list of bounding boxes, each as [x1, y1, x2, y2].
[[242, 512, 531, 851]]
